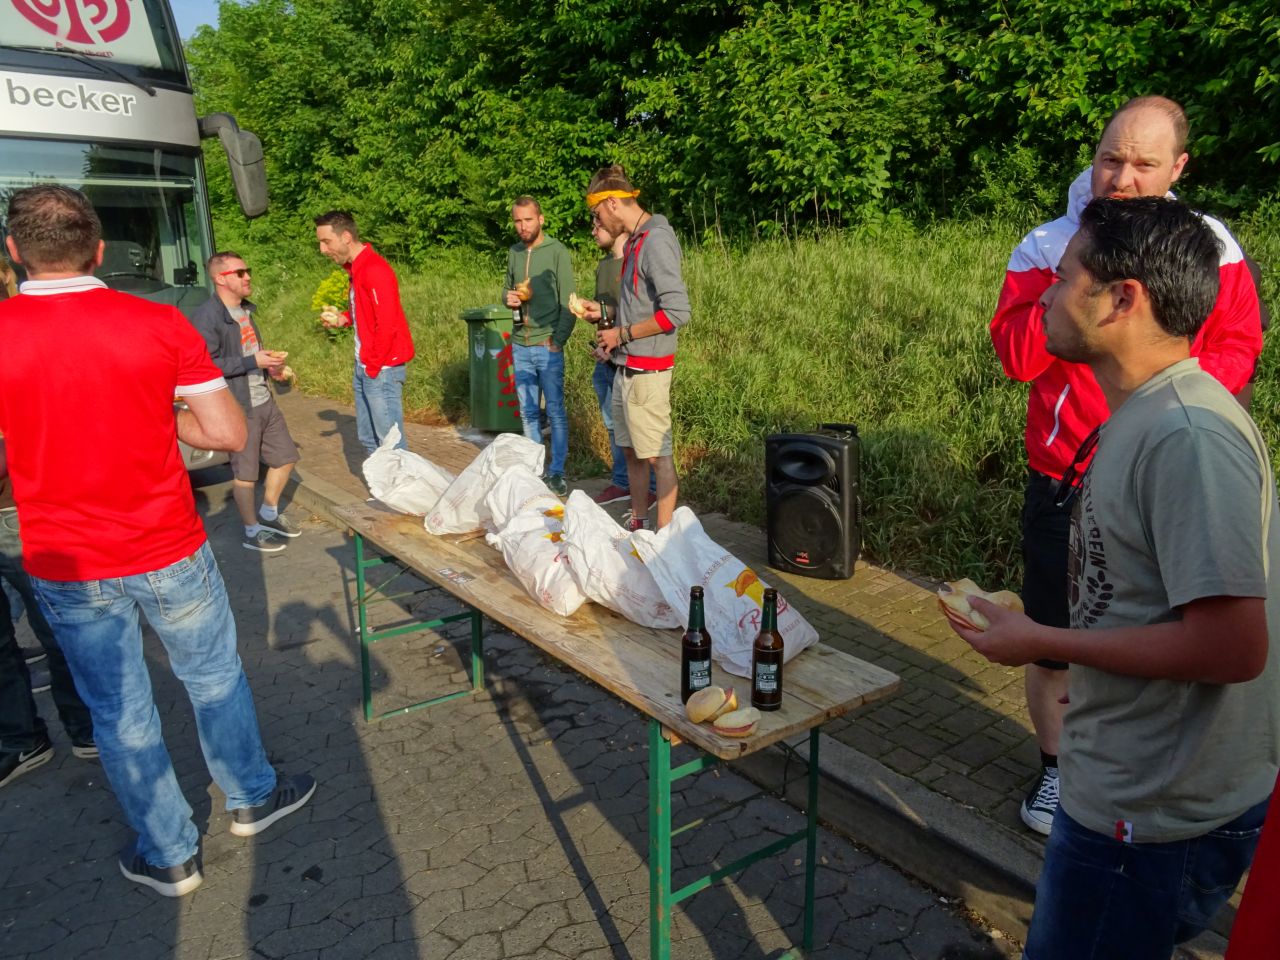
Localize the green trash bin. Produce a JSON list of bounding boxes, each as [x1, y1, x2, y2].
[[461, 305, 523, 432]]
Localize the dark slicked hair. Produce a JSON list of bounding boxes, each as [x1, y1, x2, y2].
[[314, 210, 359, 242], [1077, 196, 1221, 339], [1103, 96, 1189, 155], [512, 195, 541, 215], [587, 164, 638, 203], [6, 184, 101, 273]]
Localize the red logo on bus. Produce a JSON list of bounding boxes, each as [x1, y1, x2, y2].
[[12, 0, 132, 45]]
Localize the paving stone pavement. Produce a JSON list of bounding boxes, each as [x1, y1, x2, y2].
[[272, 390, 1045, 838], [0, 470, 1015, 960]]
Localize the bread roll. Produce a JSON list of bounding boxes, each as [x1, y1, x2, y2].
[[686, 686, 737, 724], [937, 578, 1024, 631], [712, 706, 761, 738]]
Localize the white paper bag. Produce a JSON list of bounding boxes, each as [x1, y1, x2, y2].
[[560, 491, 681, 629], [361, 425, 456, 514], [425, 434, 545, 534], [483, 467, 586, 616], [631, 507, 819, 677]]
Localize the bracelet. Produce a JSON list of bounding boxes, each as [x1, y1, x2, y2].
[[622, 324, 633, 344]]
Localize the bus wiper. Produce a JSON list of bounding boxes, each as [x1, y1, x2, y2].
[[1, 44, 157, 96]]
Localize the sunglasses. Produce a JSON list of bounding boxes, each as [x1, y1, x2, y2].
[[218, 267, 252, 278], [1053, 425, 1101, 509]]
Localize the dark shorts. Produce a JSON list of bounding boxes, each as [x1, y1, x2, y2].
[[230, 397, 300, 482], [1022, 470, 1071, 670]]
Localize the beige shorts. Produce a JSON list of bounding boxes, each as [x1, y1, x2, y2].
[[611, 367, 673, 460]]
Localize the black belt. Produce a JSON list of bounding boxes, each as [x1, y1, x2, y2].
[[620, 366, 661, 377]]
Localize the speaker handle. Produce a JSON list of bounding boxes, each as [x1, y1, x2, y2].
[[818, 422, 859, 438]]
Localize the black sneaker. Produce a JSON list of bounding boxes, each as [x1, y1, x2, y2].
[[29, 666, 51, 694], [544, 474, 568, 497], [258, 513, 302, 538], [229, 773, 316, 837], [0, 738, 53, 788], [243, 529, 286, 553], [118, 847, 203, 897], [20, 644, 46, 665], [1020, 766, 1059, 836], [72, 739, 99, 760]]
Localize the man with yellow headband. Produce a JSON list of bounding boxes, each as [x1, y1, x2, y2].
[[581, 166, 691, 531]]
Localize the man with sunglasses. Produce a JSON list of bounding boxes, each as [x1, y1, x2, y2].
[[958, 197, 1278, 958], [191, 253, 303, 553], [990, 96, 1263, 836]]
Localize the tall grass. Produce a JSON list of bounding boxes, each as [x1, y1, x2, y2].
[[236, 220, 1278, 587]]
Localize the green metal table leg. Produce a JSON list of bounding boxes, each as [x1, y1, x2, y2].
[[355, 533, 373, 722], [470, 606, 485, 692], [803, 727, 820, 951], [649, 719, 673, 960]]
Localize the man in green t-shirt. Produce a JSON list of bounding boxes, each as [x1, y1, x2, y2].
[[949, 196, 1280, 957], [502, 196, 575, 497]]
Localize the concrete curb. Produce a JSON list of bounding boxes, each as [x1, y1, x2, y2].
[[285, 468, 1230, 959]]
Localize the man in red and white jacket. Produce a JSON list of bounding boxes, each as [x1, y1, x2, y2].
[[990, 96, 1262, 837], [315, 210, 416, 456]]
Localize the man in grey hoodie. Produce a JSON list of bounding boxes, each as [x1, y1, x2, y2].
[[583, 166, 691, 531]]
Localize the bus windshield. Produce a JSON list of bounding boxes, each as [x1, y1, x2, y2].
[[0, 0, 185, 85], [0, 139, 214, 311]]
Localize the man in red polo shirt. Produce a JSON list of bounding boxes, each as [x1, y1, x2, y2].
[[0, 185, 315, 897]]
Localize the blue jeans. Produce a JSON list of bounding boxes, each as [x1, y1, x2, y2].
[[354, 363, 407, 455], [592, 361, 656, 493], [513, 343, 567, 476], [1024, 800, 1270, 959], [32, 543, 276, 868], [592, 360, 630, 490], [0, 509, 93, 753]]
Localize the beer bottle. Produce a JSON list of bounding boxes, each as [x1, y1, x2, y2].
[[598, 299, 616, 330], [751, 588, 784, 711], [681, 586, 713, 703]]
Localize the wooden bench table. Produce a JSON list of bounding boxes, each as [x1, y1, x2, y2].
[[333, 500, 900, 959]]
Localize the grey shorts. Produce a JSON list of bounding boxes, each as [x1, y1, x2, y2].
[[230, 397, 300, 482]]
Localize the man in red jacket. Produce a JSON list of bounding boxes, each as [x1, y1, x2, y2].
[[315, 211, 416, 455], [990, 96, 1262, 837]]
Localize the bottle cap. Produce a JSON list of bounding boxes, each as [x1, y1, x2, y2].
[[691, 586, 704, 597]]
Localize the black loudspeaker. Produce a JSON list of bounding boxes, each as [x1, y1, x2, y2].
[[765, 423, 861, 580]]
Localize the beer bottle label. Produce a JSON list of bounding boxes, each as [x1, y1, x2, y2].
[[754, 662, 779, 693], [688, 659, 711, 690]]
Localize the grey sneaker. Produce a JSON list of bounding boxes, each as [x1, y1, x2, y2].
[[229, 774, 316, 837], [119, 846, 203, 897], [544, 474, 568, 497], [1020, 766, 1059, 836], [243, 529, 286, 553], [0, 738, 53, 788], [258, 513, 302, 538]]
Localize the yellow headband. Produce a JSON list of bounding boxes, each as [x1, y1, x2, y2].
[[586, 189, 640, 207]]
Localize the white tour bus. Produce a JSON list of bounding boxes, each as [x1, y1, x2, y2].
[[1, 0, 268, 468]]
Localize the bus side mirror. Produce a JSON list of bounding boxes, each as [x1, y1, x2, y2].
[[198, 113, 269, 219]]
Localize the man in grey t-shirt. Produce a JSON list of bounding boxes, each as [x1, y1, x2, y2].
[[947, 197, 1279, 958]]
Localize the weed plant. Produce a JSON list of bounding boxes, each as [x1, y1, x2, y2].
[[234, 219, 1277, 587]]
